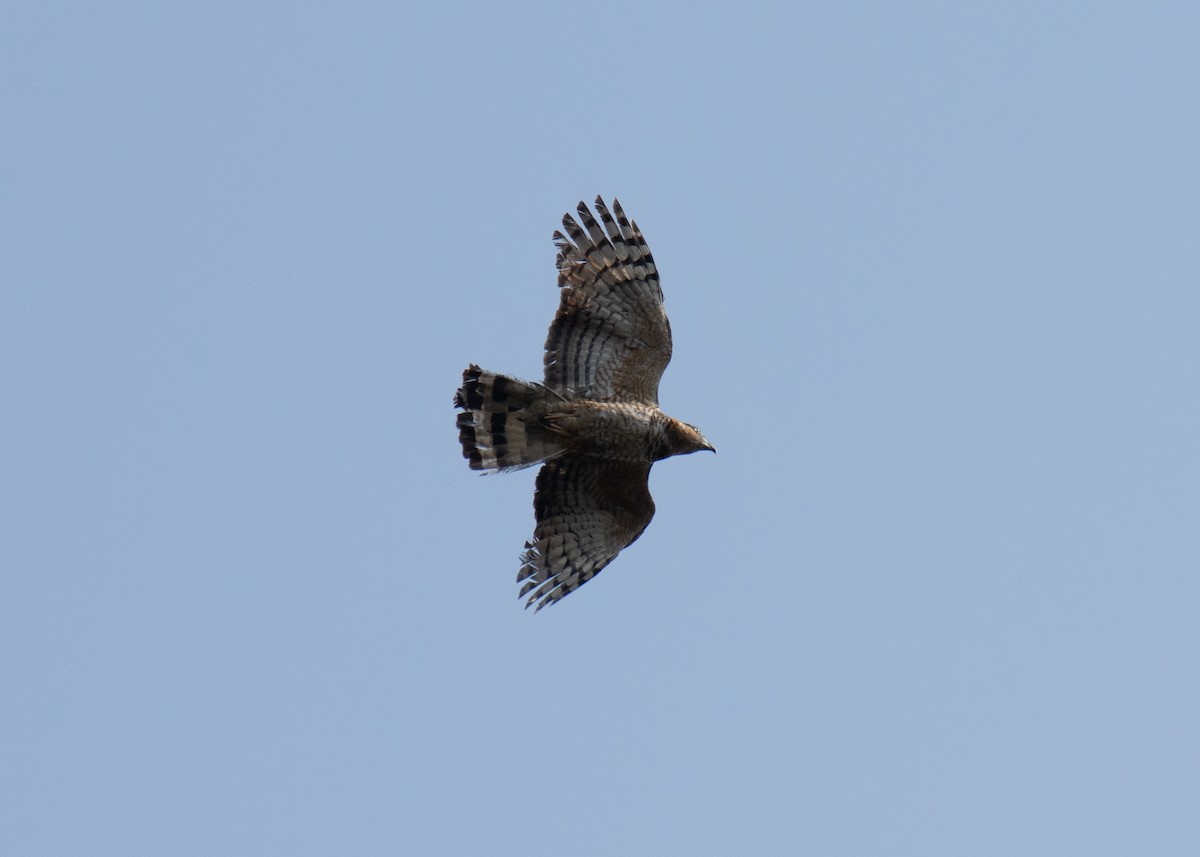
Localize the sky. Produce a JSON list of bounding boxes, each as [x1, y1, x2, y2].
[[3, 1, 1199, 854]]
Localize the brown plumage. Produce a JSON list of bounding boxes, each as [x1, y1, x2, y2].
[[454, 197, 713, 610]]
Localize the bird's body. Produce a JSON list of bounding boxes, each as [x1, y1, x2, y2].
[[544, 400, 701, 462], [454, 197, 712, 610]]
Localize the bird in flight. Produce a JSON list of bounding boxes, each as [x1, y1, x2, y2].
[[454, 197, 714, 610]]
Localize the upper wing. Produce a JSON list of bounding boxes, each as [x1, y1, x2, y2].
[[542, 197, 673, 403], [517, 455, 655, 611]]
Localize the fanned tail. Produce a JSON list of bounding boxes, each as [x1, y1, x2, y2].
[[454, 365, 564, 472]]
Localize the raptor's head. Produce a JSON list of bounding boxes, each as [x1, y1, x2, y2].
[[664, 419, 716, 458]]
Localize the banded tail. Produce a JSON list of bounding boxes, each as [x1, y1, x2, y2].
[[454, 365, 564, 472]]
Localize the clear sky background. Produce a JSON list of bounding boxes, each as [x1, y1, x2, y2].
[[3, 2, 1198, 855]]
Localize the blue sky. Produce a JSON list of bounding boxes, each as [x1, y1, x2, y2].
[[3, 2, 1198, 854]]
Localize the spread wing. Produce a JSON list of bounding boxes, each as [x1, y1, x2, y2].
[[517, 455, 655, 611], [543, 197, 672, 404]]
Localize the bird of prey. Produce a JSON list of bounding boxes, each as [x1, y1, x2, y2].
[[454, 197, 714, 610]]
